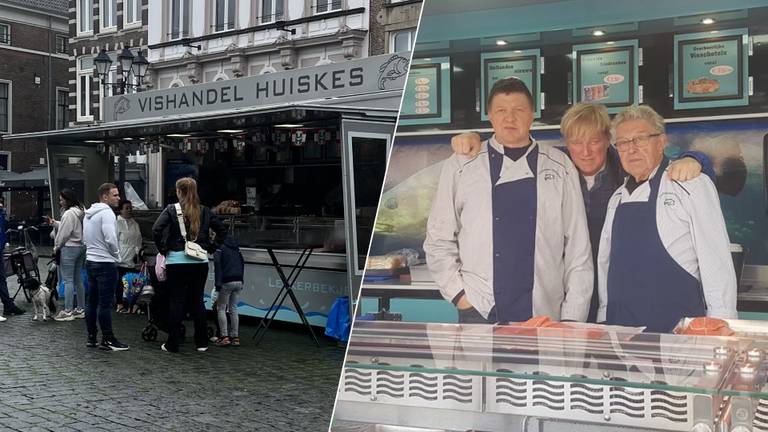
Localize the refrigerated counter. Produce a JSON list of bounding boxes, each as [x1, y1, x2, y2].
[[334, 320, 768, 432]]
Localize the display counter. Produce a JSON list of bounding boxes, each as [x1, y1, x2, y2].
[[334, 320, 768, 432]]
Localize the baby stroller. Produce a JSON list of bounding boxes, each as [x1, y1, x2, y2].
[[139, 261, 214, 342]]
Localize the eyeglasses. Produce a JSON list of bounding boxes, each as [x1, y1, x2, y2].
[[613, 133, 663, 152]]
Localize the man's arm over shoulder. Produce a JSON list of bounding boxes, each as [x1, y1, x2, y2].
[[558, 154, 594, 322], [678, 177, 737, 318], [424, 156, 467, 305]]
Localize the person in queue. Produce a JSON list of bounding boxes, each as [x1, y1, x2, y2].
[[50, 189, 86, 322], [116, 200, 143, 314], [152, 177, 227, 353], [597, 105, 736, 332], [0, 196, 25, 320], [424, 77, 593, 324], [449, 103, 713, 322], [83, 183, 129, 350]]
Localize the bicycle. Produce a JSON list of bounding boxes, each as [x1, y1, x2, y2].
[[4, 222, 41, 303]]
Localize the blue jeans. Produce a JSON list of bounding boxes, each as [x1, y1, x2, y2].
[[60, 246, 86, 312], [85, 261, 118, 341]]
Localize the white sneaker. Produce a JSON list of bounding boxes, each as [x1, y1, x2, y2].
[[196, 346, 208, 352], [73, 308, 85, 319], [0, 315, 6, 322], [53, 310, 74, 322]]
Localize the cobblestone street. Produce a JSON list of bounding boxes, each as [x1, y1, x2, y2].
[[0, 270, 345, 432]]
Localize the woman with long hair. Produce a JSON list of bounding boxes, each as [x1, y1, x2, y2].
[[49, 189, 86, 321], [152, 177, 227, 352]]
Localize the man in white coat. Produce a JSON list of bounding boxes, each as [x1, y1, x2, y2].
[[597, 105, 737, 332], [425, 77, 593, 324]]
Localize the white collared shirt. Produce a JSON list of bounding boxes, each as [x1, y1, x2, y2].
[[424, 136, 594, 321], [596, 164, 738, 322]]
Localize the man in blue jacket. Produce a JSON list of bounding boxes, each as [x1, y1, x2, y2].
[[0, 196, 26, 318]]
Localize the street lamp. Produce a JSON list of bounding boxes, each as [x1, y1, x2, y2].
[[94, 47, 150, 94]]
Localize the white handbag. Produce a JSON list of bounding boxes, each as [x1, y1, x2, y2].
[[174, 203, 207, 261]]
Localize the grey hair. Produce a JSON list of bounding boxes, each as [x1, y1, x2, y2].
[[611, 105, 666, 136]]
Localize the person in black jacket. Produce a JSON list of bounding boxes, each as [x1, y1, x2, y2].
[[152, 177, 227, 353], [212, 236, 244, 347]]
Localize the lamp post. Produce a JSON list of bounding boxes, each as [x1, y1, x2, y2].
[[94, 47, 149, 94]]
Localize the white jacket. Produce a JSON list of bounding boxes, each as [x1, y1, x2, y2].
[[117, 216, 142, 268], [424, 137, 594, 321], [597, 164, 738, 322], [83, 203, 119, 263]]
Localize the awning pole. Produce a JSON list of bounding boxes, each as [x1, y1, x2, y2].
[[118, 150, 127, 200]]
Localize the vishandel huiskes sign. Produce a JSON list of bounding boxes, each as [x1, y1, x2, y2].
[[105, 52, 411, 122]]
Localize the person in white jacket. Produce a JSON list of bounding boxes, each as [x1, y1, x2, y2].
[[424, 78, 593, 324], [116, 200, 143, 313], [83, 183, 128, 351], [49, 189, 86, 322]]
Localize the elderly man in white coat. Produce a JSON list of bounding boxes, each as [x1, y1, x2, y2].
[[597, 105, 737, 333], [425, 77, 593, 324]]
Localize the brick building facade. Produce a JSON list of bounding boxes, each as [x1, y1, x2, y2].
[[0, 0, 69, 221], [69, 0, 148, 125]]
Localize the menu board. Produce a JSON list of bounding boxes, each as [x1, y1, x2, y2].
[[573, 40, 638, 113], [674, 29, 749, 110], [399, 57, 451, 126], [481, 49, 541, 120]]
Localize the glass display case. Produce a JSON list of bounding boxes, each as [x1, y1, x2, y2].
[[335, 321, 768, 432]]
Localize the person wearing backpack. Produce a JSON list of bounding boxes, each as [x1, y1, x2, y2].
[[212, 236, 244, 347], [152, 177, 227, 353]]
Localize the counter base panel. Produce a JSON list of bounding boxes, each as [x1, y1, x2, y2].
[[333, 401, 664, 432]]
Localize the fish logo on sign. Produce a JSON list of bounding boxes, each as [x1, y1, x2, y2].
[[378, 55, 410, 90], [113, 96, 131, 121]]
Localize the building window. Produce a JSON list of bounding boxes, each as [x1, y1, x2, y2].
[[125, 0, 142, 26], [0, 152, 9, 171], [215, 0, 236, 32], [390, 29, 415, 53], [261, 0, 284, 23], [315, 0, 341, 14], [56, 35, 67, 54], [171, 0, 190, 39], [0, 23, 9, 45], [56, 89, 68, 129], [78, 0, 93, 34], [101, 0, 117, 30], [99, 68, 117, 120], [77, 57, 93, 121], [0, 82, 10, 133]]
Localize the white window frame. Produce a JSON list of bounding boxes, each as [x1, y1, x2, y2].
[[55, 35, 67, 54], [214, 0, 236, 32], [261, 0, 284, 24], [170, 0, 190, 40], [56, 87, 69, 130], [314, 0, 341, 14], [389, 29, 415, 53], [76, 58, 93, 122], [77, 0, 94, 35], [100, 0, 117, 32], [0, 80, 11, 134], [0, 23, 10, 45], [125, 0, 142, 28]]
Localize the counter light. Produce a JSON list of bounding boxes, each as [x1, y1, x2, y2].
[[496, 40, 507, 46], [167, 133, 191, 138], [592, 30, 605, 36], [274, 124, 304, 128], [701, 17, 715, 25], [84, 140, 104, 143], [217, 129, 245, 134]]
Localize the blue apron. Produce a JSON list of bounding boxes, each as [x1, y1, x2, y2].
[[489, 144, 538, 323], [606, 158, 705, 333]]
